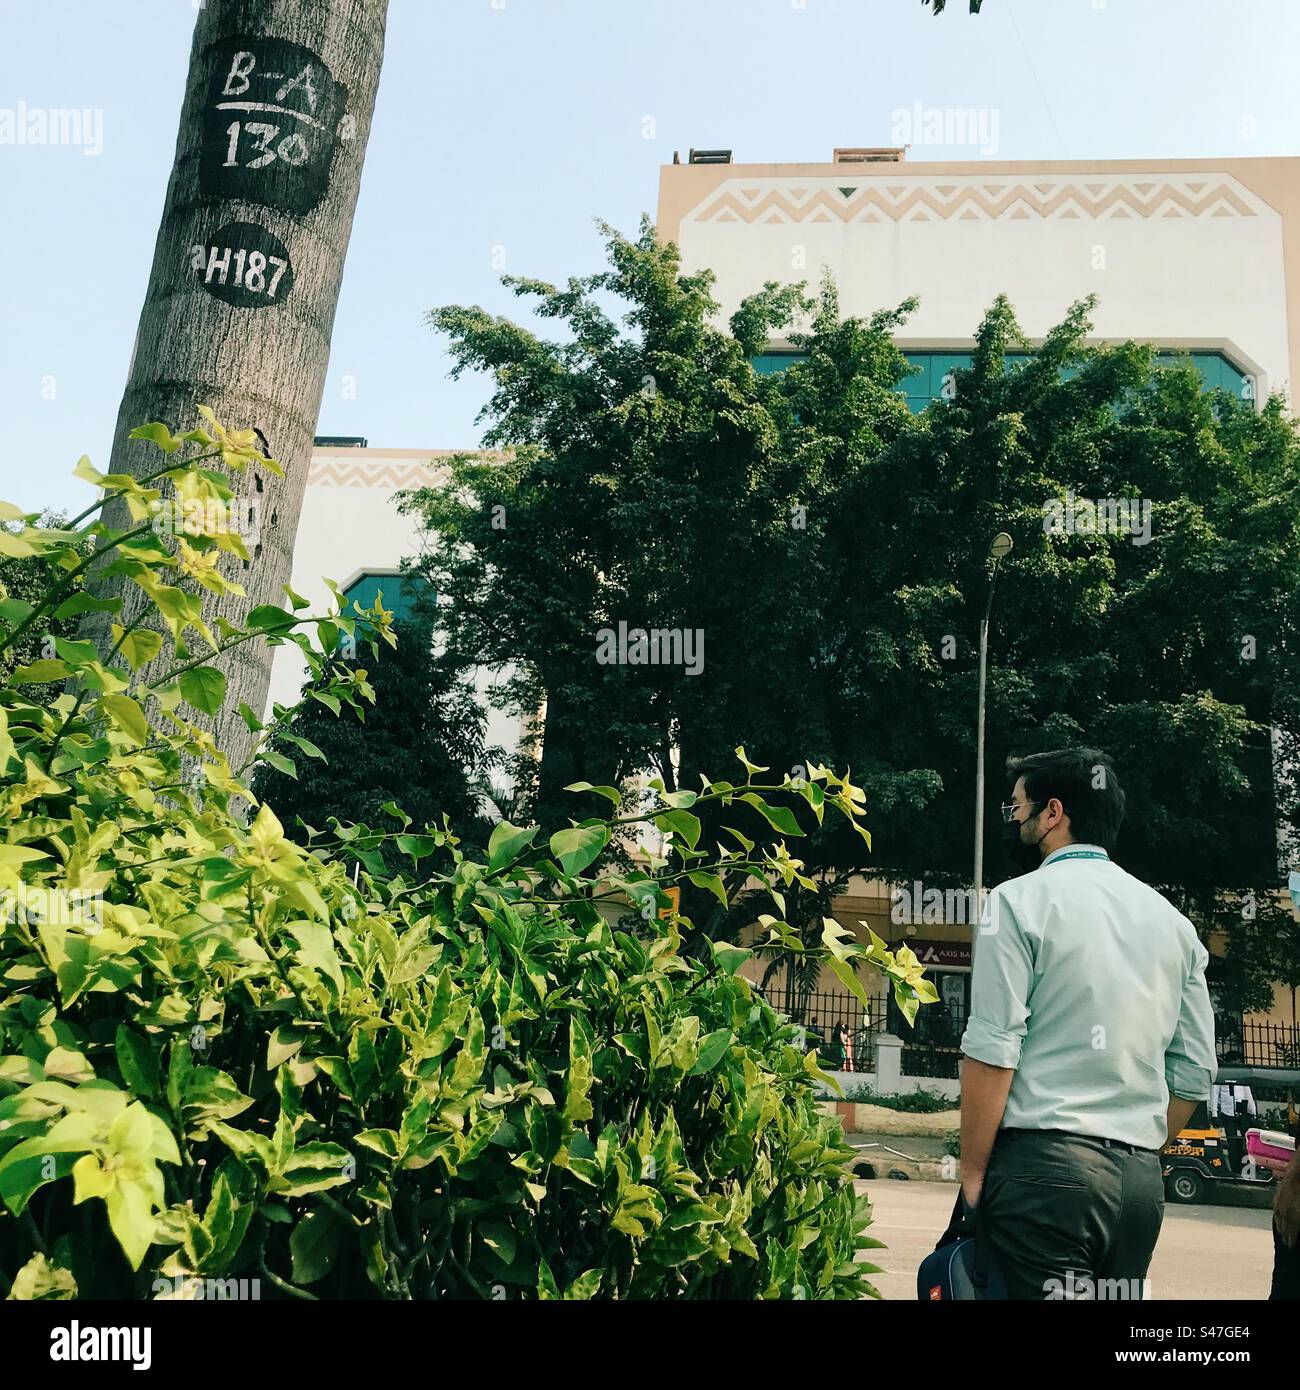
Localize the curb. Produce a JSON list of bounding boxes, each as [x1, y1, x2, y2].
[[849, 1152, 957, 1184]]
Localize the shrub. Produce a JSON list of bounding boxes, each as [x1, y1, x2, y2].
[[839, 1084, 957, 1113], [0, 419, 933, 1299]]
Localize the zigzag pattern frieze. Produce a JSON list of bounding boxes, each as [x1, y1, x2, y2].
[[308, 459, 451, 489], [688, 180, 1258, 225]]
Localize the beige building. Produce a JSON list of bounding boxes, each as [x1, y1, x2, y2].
[[659, 150, 1300, 404], [266, 442, 525, 764]]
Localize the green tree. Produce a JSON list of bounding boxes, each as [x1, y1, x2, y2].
[[406, 220, 818, 838], [409, 223, 1300, 1008], [1, 420, 927, 1301], [251, 613, 494, 858]]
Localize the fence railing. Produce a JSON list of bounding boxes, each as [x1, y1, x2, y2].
[[768, 989, 888, 1072], [762, 985, 974, 1077], [1220, 1020, 1300, 1070], [898, 1002, 968, 1080], [767, 989, 1300, 1080]]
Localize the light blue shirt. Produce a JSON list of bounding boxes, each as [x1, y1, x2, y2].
[[960, 844, 1217, 1151]]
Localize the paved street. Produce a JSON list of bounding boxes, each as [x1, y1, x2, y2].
[[858, 1179, 1276, 1300]]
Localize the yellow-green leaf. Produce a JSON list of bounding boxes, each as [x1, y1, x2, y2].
[[100, 694, 148, 747]]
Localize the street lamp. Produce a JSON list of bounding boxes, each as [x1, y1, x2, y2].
[[973, 532, 1014, 905]]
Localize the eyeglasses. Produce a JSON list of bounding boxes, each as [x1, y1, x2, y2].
[[1000, 800, 1040, 824]]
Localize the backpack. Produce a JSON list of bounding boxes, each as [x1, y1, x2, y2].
[[917, 1190, 1008, 1300]]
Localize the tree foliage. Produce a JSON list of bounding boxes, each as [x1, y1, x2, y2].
[[0, 510, 88, 706], [251, 614, 494, 863], [411, 220, 1300, 1009]]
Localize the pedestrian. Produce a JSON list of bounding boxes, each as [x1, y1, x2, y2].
[[1258, 1135, 1300, 1298], [954, 748, 1217, 1301], [842, 1021, 856, 1074], [1210, 1078, 1256, 1139], [826, 1021, 846, 1071]]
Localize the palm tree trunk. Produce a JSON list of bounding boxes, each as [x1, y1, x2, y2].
[[94, 0, 388, 768]]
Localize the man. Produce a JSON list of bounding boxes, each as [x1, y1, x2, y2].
[[1259, 1134, 1300, 1299], [1209, 1077, 1257, 1171], [1209, 1078, 1257, 1130], [958, 747, 1217, 1300]]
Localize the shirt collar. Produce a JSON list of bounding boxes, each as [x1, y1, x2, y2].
[[1040, 843, 1110, 867]]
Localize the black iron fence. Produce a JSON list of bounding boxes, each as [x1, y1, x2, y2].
[[769, 987, 967, 1079], [763, 985, 973, 1077], [898, 1001, 968, 1080], [1220, 1020, 1300, 1070], [776, 989, 888, 1072]]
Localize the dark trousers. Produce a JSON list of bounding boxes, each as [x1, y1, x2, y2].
[[1271, 1220, 1300, 1300], [979, 1128, 1164, 1300]]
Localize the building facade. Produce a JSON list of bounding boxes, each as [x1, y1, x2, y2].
[[659, 151, 1300, 406], [266, 442, 524, 764]]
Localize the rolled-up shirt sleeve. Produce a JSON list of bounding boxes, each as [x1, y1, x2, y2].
[[1165, 937, 1216, 1101], [960, 887, 1032, 1070]]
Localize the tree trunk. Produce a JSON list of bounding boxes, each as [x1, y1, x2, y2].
[[95, 0, 388, 768]]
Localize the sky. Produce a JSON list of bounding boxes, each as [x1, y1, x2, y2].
[[3, 0, 1300, 516]]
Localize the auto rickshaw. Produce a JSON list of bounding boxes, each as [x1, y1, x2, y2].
[[1161, 1064, 1297, 1204]]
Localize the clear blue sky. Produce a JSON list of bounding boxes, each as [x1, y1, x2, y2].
[[3, 0, 1299, 516]]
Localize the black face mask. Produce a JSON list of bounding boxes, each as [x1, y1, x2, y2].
[[1002, 809, 1047, 874]]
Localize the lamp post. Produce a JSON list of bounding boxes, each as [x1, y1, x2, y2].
[[973, 532, 1014, 905]]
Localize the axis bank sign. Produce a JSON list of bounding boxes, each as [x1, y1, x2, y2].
[[909, 939, 971, 970]]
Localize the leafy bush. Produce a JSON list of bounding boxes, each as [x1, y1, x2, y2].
[[0, 419, 932, 1299], [0, 508, 87, 706], [839, 1084, 957, 1113]]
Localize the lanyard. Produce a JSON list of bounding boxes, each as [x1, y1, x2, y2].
[[1044, 850, 1109, 866]]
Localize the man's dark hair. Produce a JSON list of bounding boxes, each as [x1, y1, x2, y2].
[[1006, 746, 1126, 849]]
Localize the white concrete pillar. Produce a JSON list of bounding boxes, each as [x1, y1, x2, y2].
[[874, 1032, 904, 1092]]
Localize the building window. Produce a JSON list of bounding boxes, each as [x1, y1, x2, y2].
[[341, 570, 432, 625], [752, 349, 1249, 411]]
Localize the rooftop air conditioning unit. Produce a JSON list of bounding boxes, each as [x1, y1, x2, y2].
[[688, 148, 732, 165], [833, 147, 907, 163]]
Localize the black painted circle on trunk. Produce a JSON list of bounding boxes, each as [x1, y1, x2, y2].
[[198, 38, 348, 217], [193, 222, 295, 309]]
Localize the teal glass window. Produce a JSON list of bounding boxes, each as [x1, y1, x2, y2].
[[341, 571, 431, 624], [752, 348, 1249, 411]]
